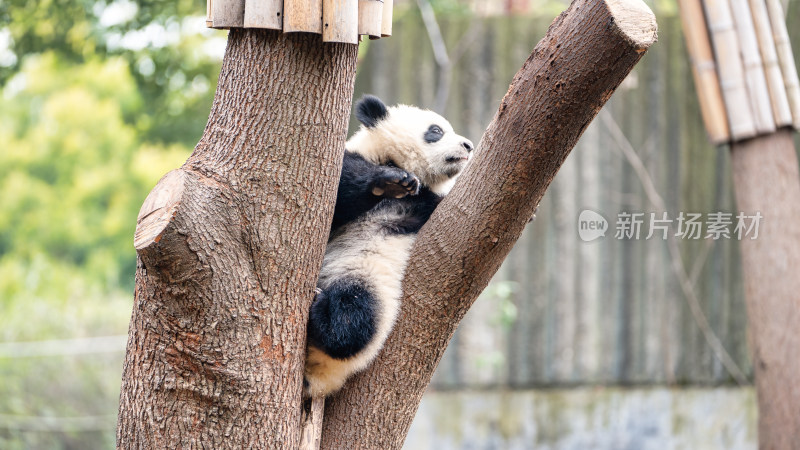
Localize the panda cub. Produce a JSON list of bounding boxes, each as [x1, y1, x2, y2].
[[304, 95, 474, 397]]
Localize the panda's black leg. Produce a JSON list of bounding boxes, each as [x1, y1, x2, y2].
[[308, 279, 377, 359]]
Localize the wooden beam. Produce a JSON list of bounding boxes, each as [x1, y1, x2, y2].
[[211, 0, 245, 28], [730, 0, 775, 134], [677, 0, 730, 143], [322, 0, 358, 43], [381, 0, 393, 37], [244, 0, 283, 30], [749, 0, 793, 127], [357, 0, 383, 38], [285, 0, 323, 33], [704, 0, 758, 140], [766, 0, 800, 129]]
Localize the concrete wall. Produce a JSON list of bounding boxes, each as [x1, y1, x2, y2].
[[405, 387, 756, 449]]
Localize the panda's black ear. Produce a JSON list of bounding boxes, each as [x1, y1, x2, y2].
[[355, 95, 389, 128]]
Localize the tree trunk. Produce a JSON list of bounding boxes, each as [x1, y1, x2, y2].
[[321, 0, 657, 447], [729, 129, 800, 449], [116, 30, 358, 448]]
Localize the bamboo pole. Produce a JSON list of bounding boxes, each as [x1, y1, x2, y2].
[[322, 0, 358, 43], [677, 0, 730, 143], [381, 0, 393, 37], [730, 0, 776, 134], [358, 0, 383, 38], [766, 0, 800, 129], [704, 0, 757, 140], [210, 0, 245, 28], [749, 0, 793, 127], [284, 0, 323, 33], [243, 0, 283, 30]]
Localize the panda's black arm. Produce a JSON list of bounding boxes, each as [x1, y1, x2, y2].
[[331, 152, 385, 232], [331, 152, 419, 232]]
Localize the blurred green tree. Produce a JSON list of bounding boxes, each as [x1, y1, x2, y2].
[[0, 53, 193, 340], [1, 0, 222, 148], [0, 0, 224, 341]]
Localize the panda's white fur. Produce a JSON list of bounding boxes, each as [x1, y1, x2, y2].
[[304, 96, 473, 398], [345, 104, 470, 195]]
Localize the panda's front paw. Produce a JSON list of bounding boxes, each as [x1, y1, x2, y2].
[[371, 169, 420, 199]]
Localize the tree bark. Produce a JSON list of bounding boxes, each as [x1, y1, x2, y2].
[[321, 0, 657, 447], [729, 129, 800, 449], [116, 30, 358, 448]]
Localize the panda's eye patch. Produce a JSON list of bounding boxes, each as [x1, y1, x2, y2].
[[424, 125, 444, 143]]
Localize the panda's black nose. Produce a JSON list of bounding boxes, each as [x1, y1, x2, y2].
[[462, 140, 474, 152]]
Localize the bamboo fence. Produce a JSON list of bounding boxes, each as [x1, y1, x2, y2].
[[681, 0, 800, 143]]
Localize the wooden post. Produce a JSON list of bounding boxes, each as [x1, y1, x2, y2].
[[748, 0, 793, 127], [299, 397, 325, 450], [730, 129, 800, 449], [211, 0, 245, 28], [358, 0, 383, 38], [704, 0, 757, 140], [730, 0, 775, 134], [244, 0, 283, 30], [381, 0, 393, 37], [323, 0, 358, 43], [677, 0, 730, 143], [285, 0, 323, 33], [766, 0, 800, 129]]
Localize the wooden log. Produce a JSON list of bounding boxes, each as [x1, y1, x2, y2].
[[320, 0, 657, 447], [322, 0, 358, 43], [358, 0, 383, 38], [211, 0, 245, 28], [299, 397, 325, 450], [766, 0, 800, 129], [285, 0, 323, 33], [677, 0, 730, 144], [749, 0, 793, 127], [730, 129, 800, 450], [730, 0, 775, 134], [704, 0, 757, 140], [381, 0, 393, 37], [116, 30, 360, 449], [244, 0, 283, 30]]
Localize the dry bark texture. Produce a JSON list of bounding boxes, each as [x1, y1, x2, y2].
[[117, 30, 358, 448], [730, 129, 800, 449], [321, 0, 657, 448]]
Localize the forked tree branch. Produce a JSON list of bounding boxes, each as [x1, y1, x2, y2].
[[321, 0, 657, 447]]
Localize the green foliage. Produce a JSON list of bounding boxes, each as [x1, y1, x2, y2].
[[0, 2, 216, 447], [0, 53, 191, 314], [481, 280, 519, 329], [1, 0, 223, 148]]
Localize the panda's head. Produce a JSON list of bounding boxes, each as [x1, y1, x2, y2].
[[346, 95, 474, 195]]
